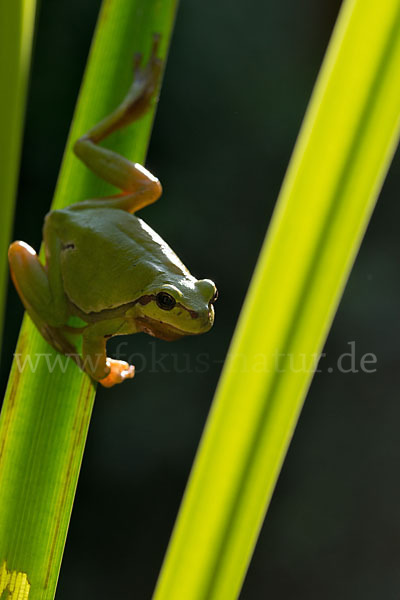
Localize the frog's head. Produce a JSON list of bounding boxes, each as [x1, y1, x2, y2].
[[134, 278, 217, 341]]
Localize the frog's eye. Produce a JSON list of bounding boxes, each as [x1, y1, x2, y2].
[[211, 288, 219, 303], [156, 291, 176, 311]]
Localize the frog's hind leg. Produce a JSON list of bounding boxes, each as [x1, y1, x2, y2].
[[8, 241, 79, 359], [73, 34, 162, 214], [9, 241, 57, 325], [70, 161, 162, 215]]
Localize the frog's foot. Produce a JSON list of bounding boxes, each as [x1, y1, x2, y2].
[[125, 33, 162, 115], [80, 33, 163, 146], [99, 358, 135, 387], [132, 32, 161, 75]]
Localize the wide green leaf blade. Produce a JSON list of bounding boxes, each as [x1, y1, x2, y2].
[[0, 1, 177, 598], [153, 1, 400, 598]]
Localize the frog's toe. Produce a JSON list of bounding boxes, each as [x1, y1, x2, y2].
[[133, 34, 160, 75], [133, 52, 143, 73], [150, 32, 161, 58], [99, 358, 135, 387], [132, 33, 162, 83]]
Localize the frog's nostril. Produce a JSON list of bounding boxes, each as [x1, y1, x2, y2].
[[197, 279, 217, 302]]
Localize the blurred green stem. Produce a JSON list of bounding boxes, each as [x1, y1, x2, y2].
[[0, 0, 36, 350]]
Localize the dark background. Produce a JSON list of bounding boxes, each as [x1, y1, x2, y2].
[[2, 0, 400, 598]]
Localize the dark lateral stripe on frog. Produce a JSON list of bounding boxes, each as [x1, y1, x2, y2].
[[138, 294, 199, 319], [67, 294, 199, 320]]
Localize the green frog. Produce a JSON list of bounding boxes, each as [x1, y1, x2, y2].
[[9, 36, 217, 387]]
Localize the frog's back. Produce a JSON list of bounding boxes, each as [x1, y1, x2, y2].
[[48, 207, 190, 313]]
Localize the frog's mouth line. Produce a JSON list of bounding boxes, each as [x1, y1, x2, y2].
[[135, 315, 195, 341]]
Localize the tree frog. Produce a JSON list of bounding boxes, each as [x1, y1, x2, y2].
[[8, 36, 217, 387]]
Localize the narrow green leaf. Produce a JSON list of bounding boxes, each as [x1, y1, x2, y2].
[[0, 0, 36, 348], [0, 1, 177, 598], [153, 1, 400, 598]]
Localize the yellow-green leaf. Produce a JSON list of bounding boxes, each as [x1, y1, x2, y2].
[[153, 1, 400, 598]]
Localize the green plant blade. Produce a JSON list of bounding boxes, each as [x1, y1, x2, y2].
[[0, 1, 177, 598], [0, 0, 36, 348], [153, 1, 400, 598]]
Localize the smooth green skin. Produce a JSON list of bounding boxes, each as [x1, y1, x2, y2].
[[9, 36, 216, 387]]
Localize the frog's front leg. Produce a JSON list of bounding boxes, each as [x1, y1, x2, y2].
[[73, 34, 162, 214], [82, 321, 135, 387]]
